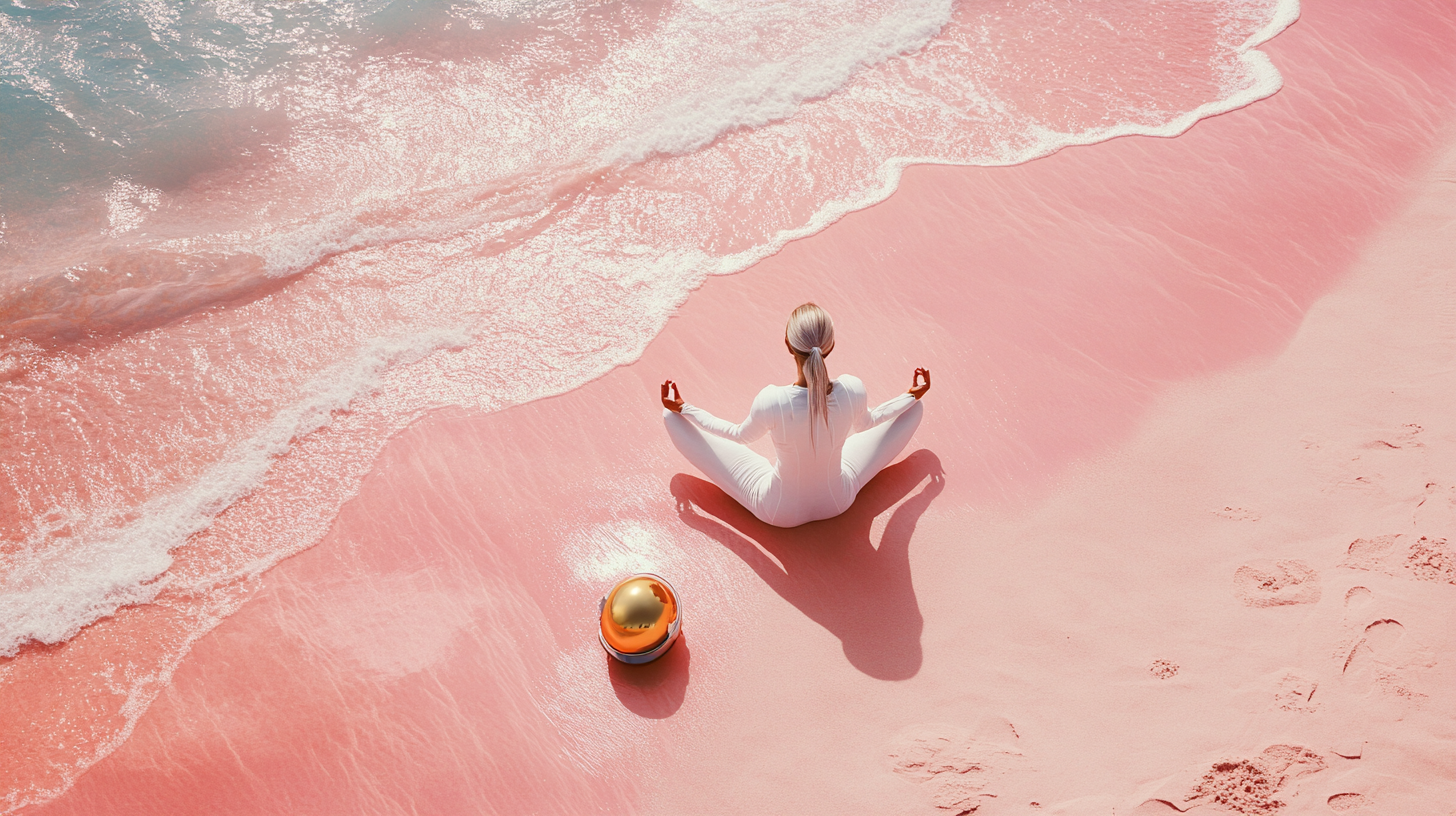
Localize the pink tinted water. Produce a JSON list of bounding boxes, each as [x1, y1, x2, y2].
[[1, 1, 1303, 809], [15, 0, 1456, 813], [0, 0, 1280, 658]]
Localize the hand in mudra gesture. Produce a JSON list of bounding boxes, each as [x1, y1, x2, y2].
[[907, 367, 930, 400], [661, 380, 685, 413]]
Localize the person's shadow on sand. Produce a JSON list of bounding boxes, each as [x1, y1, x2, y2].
[[670, 449, 944, 680]]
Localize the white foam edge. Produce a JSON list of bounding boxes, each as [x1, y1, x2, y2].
[[692, 0, 1301, 283], [0, 583, 252, 813], [0, 328, 469, 658], [245, 0, 1296, 283], [602, 0, 954, 166], [1243, 0, 1301, 52], [250, 1, 955, 280], [253, 203, 504, 278]]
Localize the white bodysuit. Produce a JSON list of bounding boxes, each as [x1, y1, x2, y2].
[[664, 374, 922, 527]]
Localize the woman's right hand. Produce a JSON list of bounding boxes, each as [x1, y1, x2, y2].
[[661, 380, 685, 413], [907, 368, 930, 400]]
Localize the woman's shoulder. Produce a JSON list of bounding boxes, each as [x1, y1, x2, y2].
[[754, 383, 793, 404], [834, 374, 866, 393]]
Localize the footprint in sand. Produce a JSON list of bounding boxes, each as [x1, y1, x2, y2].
[[1361, 423, 1424, 450], [1330, 588, 1431, 706], [1336, 586, 1375, 649], [1190, 746, 1325, 814], [1191, 751, 1321, 814], [1274, 672, 1319, 713], [1330, 738, 1364, 760], [1327, 792, 1369, 812], [1139, 745, 1326, 815], [1337, 618, 1435, 708], [1311, 423, 1428, 498], [887, 721, 1024, 815], [1340, 534, 1456, 586], [1344, 585, 1374, 609], [1296, 425, 1419, 454], [1234, 560, 1321, 607], [1412, 481, 1456, 532], [1341, 619, 1406, 674]]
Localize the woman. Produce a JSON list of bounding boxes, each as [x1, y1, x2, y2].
[[662, 302, 930, 528]]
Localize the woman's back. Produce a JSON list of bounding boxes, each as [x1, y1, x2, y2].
[[660, 301, 928, 527], [758, 375, 877, 475], [674, 374, 918, 526]]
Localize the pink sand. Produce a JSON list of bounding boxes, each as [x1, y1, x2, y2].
[[21, 1, 1456, 813]]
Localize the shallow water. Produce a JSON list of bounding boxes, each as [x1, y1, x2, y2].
[[0, 0, 1302, 809]]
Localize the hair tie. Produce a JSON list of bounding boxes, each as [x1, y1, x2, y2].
[[811, 346, 822, 355]]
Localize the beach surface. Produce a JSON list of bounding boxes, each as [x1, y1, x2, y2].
[[14, 1, 1456, 814]]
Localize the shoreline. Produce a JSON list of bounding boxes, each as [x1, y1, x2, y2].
[[15, 1, 1456, 813]]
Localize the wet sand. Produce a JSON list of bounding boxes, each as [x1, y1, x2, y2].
[[28, 1, 1456, 813]]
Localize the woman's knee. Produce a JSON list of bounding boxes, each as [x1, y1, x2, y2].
[[663, 408, 687, 439], [900, 398, 925, 428], [881, 399, 924, 450], [663, 410, 704, 455]]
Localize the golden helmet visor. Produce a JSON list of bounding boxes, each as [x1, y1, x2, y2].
[[599, 573, 682, 664]]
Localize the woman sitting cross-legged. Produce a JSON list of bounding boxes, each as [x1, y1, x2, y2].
[[661, 302, 929, 528]]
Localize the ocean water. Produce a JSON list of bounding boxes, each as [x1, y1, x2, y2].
[[0, 0, 1296, 808]]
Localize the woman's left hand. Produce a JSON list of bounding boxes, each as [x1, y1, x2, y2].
[[907, 368, 930, 399], [661, 380, 685, 413]]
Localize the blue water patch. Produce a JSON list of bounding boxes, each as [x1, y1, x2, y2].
[[0, 0, 530, 206]]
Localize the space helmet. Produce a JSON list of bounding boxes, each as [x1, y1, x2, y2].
[[599, 573, 682, 664]]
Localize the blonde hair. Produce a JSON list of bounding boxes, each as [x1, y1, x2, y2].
[[785, 302, 836, 438]]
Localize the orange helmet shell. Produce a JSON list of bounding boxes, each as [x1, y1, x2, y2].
[[599, 574, 679, 657]]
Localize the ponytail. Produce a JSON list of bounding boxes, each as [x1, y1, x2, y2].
[[801, 345, 829, 435], [785, 303, 836, 443]]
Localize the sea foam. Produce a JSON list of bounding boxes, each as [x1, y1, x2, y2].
[[0, 329, 466, 657], [605, 1, 952, 164]]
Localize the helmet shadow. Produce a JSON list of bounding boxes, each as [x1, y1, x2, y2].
[[607, 633, 691, 719]]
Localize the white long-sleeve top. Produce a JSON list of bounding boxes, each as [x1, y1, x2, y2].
[[678, 374, 917, 525]]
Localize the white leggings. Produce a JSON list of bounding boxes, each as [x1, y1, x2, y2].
[[664, 400, 924, 527]]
